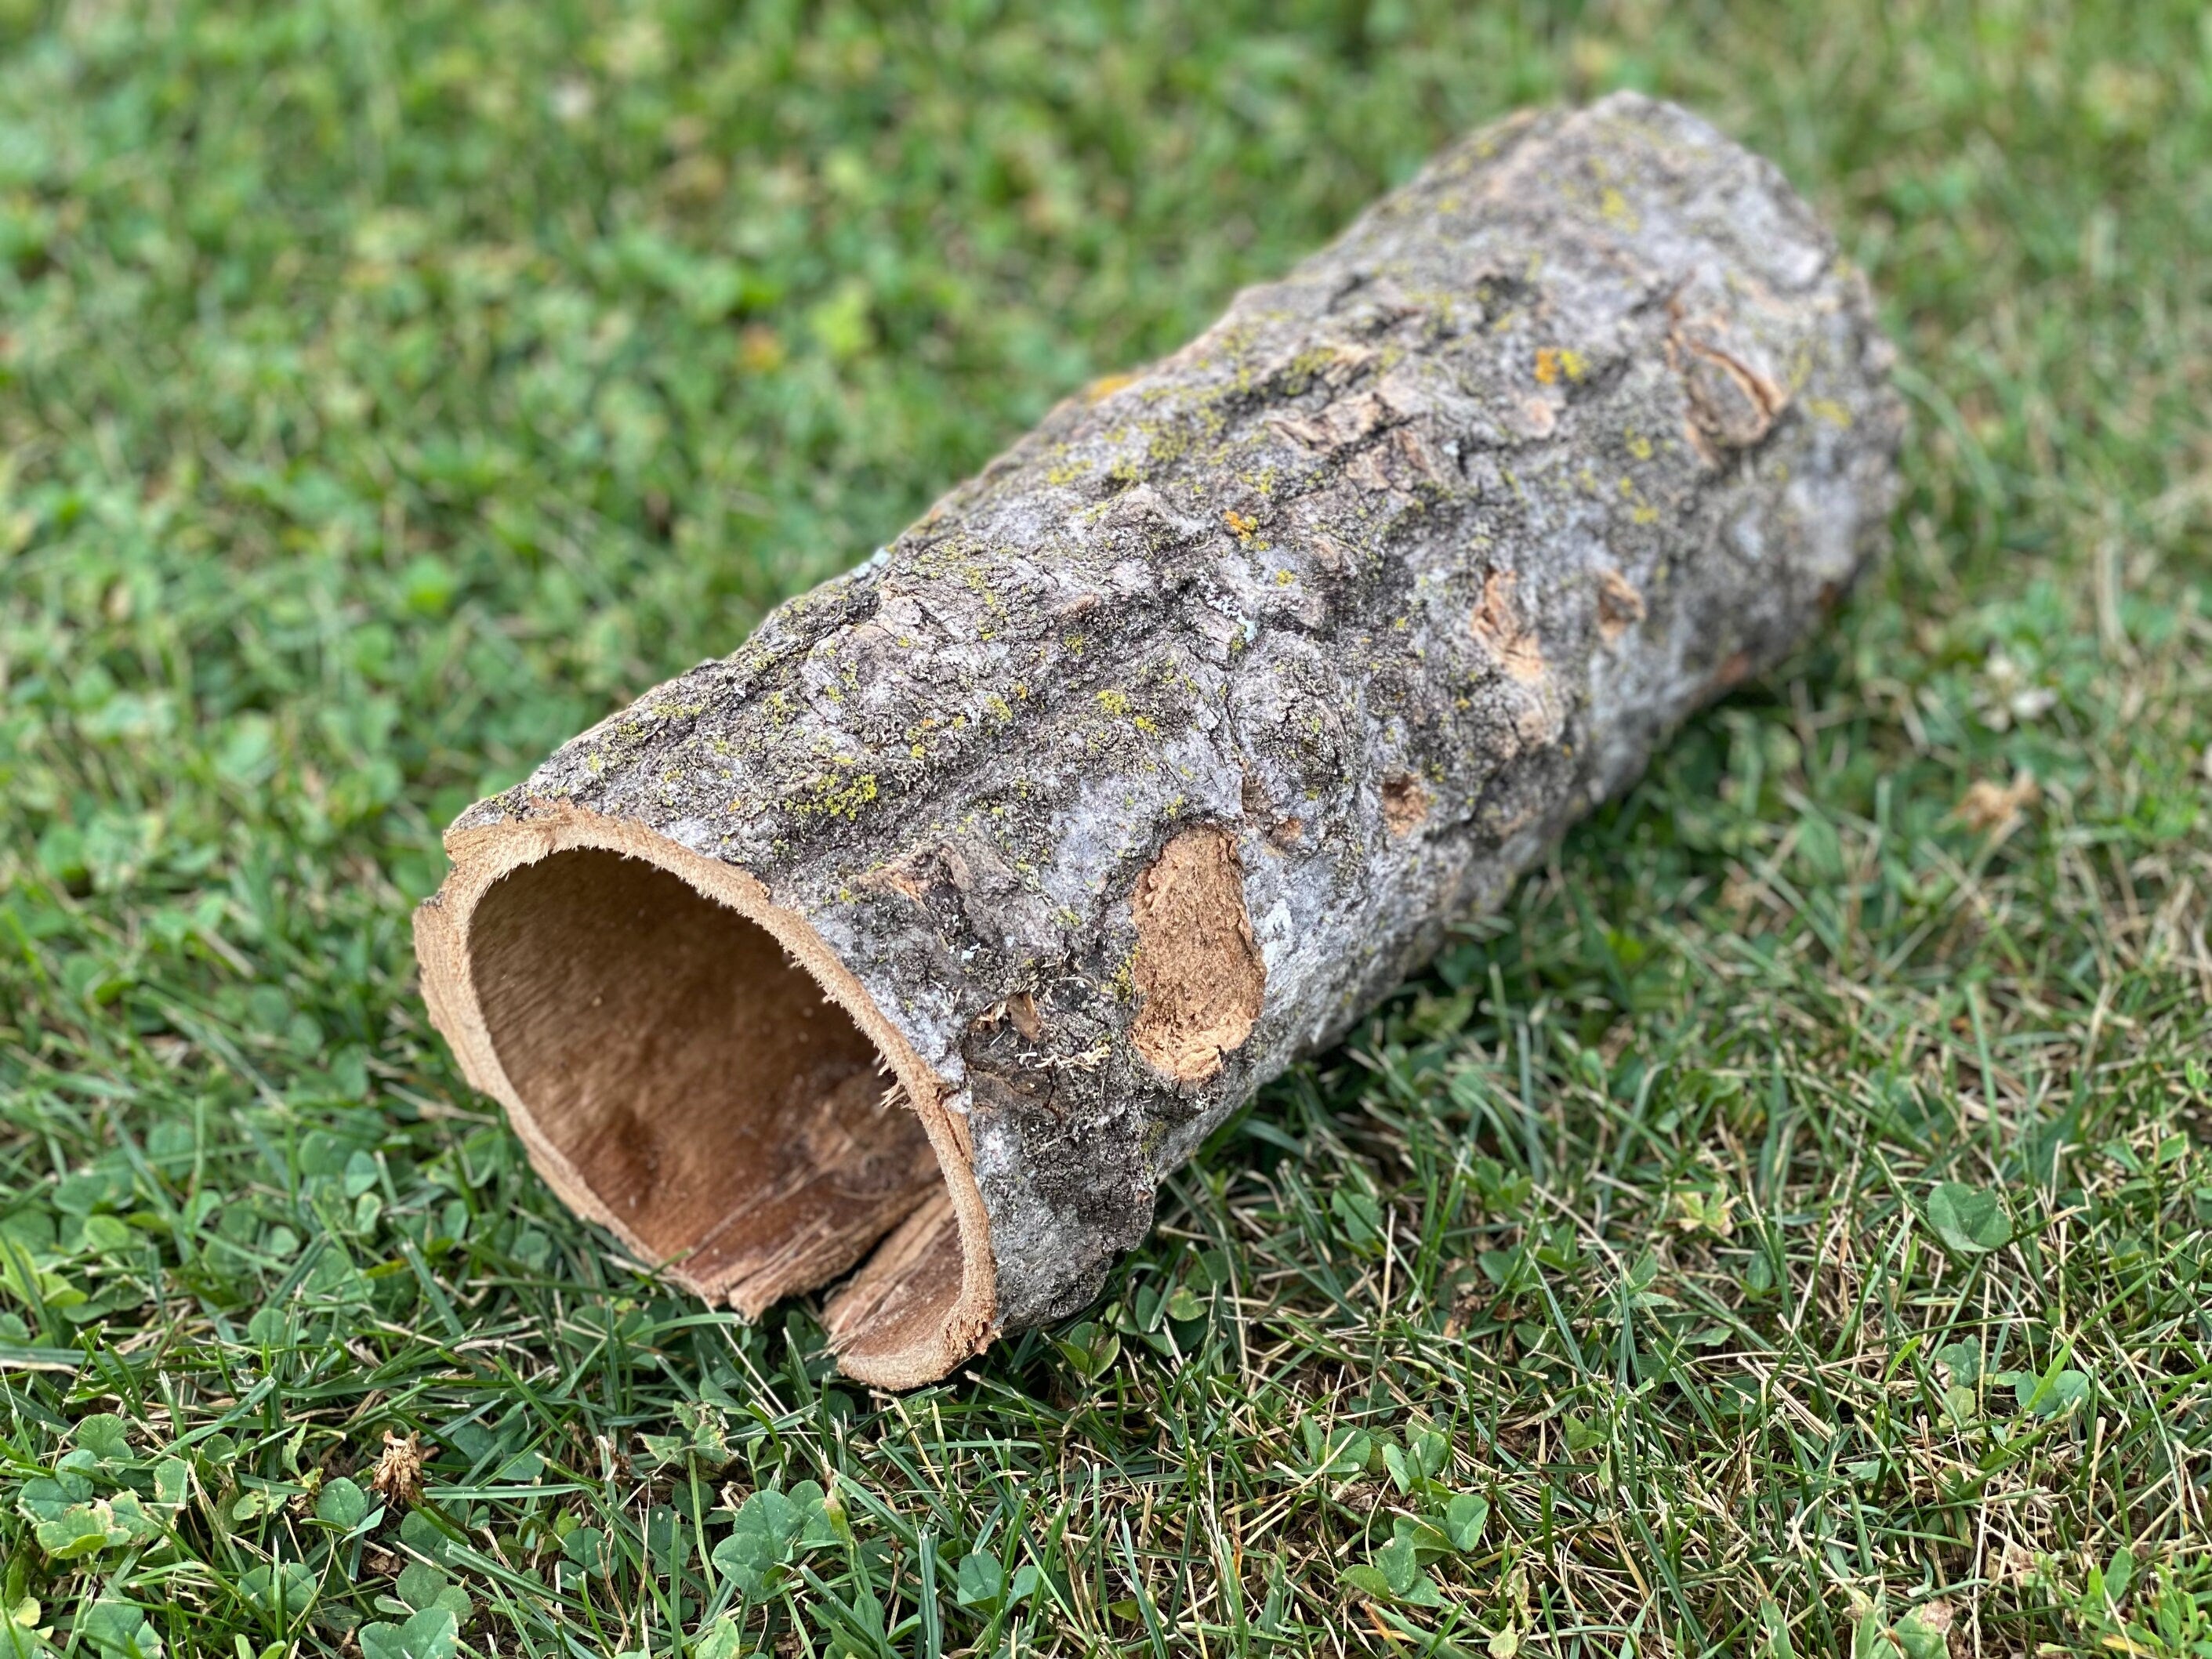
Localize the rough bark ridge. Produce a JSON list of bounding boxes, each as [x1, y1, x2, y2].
[[415, 93, 1902, 1387]]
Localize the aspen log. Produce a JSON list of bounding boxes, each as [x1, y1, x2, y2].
[[414, 93, 1902, 1387]]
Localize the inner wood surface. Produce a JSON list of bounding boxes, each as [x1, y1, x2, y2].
[[466, 846, 945, 1323], [824, 1190, 966, 1374]]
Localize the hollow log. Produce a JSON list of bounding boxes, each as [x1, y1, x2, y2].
[[414, 92, 1902, 1387]]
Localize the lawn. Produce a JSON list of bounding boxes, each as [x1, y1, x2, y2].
[[2, 2, 2209, 1654]]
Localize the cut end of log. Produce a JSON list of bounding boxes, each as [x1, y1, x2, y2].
[[412, 811, 995, 1389]]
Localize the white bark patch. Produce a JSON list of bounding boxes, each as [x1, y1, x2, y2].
[[1130, 827, 1267, 1082]]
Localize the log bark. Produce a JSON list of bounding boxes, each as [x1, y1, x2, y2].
[[414, 92, 1902, 1387]]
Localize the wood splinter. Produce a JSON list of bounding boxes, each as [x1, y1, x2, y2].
[[414, 93, 1902, 1387]]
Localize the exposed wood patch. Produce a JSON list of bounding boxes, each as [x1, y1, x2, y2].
[[1597, 569, 1647, 640], [1471, 570, 1550, 683], [1381, 773, 1430, 835], [1130, 826, 1266, 1082]]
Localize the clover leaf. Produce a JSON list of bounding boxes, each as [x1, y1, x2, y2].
[[1925, 1183, 2011, 1255], [358, 1608, 458, 1659]]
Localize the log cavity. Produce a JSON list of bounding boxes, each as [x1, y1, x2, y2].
[[464, 846, 960, 1364]]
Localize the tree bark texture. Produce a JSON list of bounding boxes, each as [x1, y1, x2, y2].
[[414, 92, 1902, 1387]]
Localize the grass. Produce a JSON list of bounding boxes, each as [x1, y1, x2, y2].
[[1, 1, 2209, 1654]]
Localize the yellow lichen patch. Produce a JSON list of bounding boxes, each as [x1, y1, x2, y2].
[[1596, 569, 1646, 641], [1470, 570, 1548, 684], [1148, 425, 1191, 463], [1096, 689, 1131, 717], [1282, 344, 1337, 393], [1534, 346, 1588, 386], [1084, 370, 1140, 404], [1223, 508, 1258, 542], [1616, 476, 1661, 526], [1807, 397, 1854, 428], [789, 766, 880, 820], [959, 565, 1003, 612], [1130, 826, 1266, 1084]]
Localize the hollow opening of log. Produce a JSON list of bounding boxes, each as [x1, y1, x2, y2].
[[462, 846, 966, 1371]]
